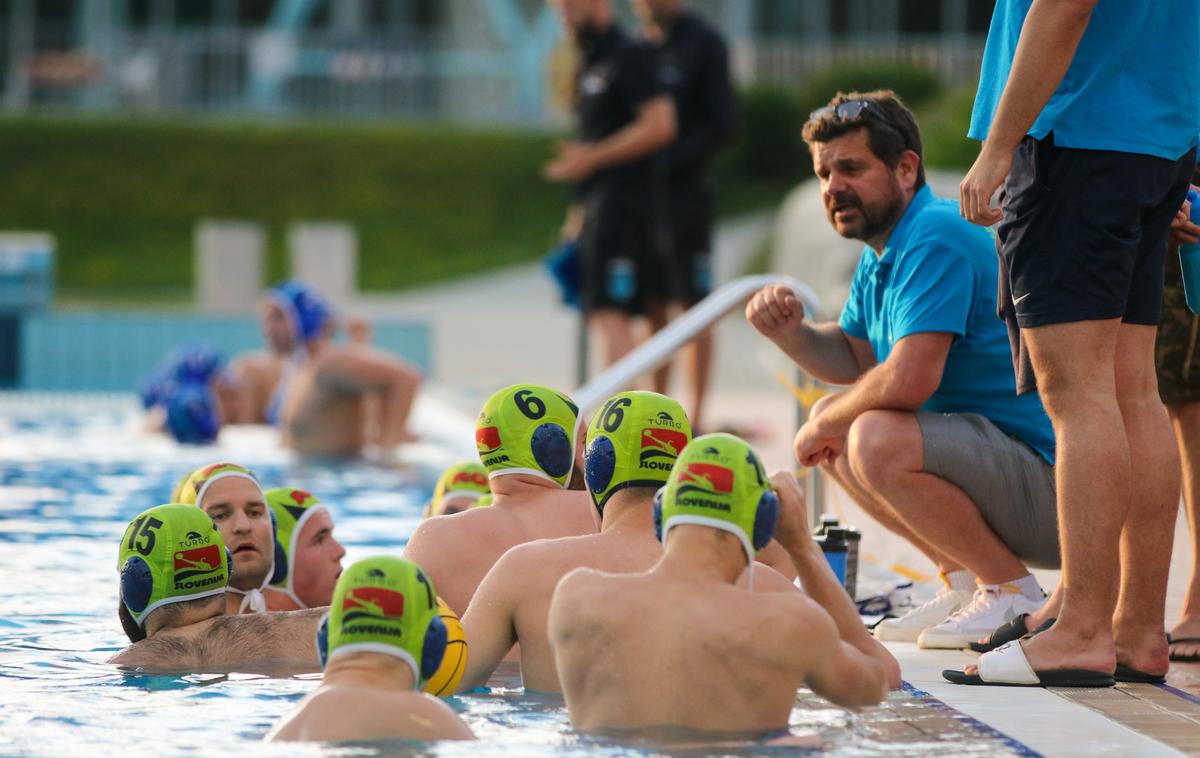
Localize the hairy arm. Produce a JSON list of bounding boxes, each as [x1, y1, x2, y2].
[[961, 0, 1098, 224], [770, 472, 901, 690], [794, 332, 951, 466], [458, 550, 524, 692], [746, 285, 875, 385]]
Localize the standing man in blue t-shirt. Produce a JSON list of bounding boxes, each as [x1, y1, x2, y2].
[[950, 0, 1200, 688], [747, 90, 1059, 650]]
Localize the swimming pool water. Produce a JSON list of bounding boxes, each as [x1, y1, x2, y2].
[[0, 395, 1033, 757]]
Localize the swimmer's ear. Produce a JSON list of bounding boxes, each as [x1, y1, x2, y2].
[[753, 490, 780, 552], [420, 616, 449, 684], [652, 487, 666, 542], [584, 435, 616, 510], [531, 423, 572, 479], [120, 556, 154, 615], [315, 612, 330, 668]]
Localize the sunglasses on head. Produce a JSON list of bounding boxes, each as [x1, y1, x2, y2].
[[808, 100, 875, 123]]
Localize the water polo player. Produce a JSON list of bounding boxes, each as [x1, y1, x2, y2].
[[423, 461, 491, 518], [177, 462, 276, 614], [461, 392, 798, 692], [110, 504, 326, 673], [266, 556, 474, 743], [548, 433, 899, 734], [263, 487, 346, 611], [404, 384, 597, 614]]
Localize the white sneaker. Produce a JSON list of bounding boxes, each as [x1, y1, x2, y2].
[[873, 587, 973, 642], [917, 585, 1045, 649]]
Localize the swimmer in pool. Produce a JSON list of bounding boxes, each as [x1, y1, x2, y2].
[[262, 488, 346, 611], [423, 461, 491, 518], [231, 280, 422, 458], [140, 345, 243, 444], [177, 462, 277, 614], [110, 504, 325, 673], [403, 384, 598, 614], [460, 392, 800, 693], [548, 433, 900, 734], [266, 556, 474, 743]]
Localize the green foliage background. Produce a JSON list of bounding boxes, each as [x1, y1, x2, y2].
[[0, 62, 976, 301]]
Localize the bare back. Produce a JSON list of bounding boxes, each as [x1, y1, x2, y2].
[[108, 608, 326, 674], [548, 569, 827, 734], [267, 686, 473, 742], [281, 361, 367, 457], [466, 529, 800, 693], [403, 488, 598, 615]]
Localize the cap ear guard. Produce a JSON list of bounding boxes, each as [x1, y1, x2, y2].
[[420, 616, 449, 682], [652, 486, 665, 542], [753, 489, 780, 552], [531, 422, 572, 479], [268, 509, 288, 585], [315, 613, 330, 669], [585, 436, 616, 508], [120, 556, 154, 616]]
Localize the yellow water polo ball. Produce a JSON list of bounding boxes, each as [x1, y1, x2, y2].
[[423, 597, 468, 697]]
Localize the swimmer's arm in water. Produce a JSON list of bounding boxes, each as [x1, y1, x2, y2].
[[785, 598, 890, 708], [314, 347, 421, 449], [458, 550, 524, 691], [769, 472, 902, 689]]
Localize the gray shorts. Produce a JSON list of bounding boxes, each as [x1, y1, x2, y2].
[[916, 411, 1060, 570]]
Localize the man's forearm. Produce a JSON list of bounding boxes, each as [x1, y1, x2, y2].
[[587, 99, 675, 172], [777, 322, 863, 385], [983, 0, 1095, 153]]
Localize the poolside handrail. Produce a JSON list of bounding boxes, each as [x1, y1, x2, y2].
[[574, 274, 823, 414]]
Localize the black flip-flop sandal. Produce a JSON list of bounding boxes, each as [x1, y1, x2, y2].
[[968, 616, 1056, 654], [1167, 634, 1200, 663], [1114, 664, 1166, 684], [943, 639, 1114, 688]]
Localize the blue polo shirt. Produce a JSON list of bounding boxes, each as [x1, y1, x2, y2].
[[839, 187, 1056, 465], [970, 0, 1200, 160]]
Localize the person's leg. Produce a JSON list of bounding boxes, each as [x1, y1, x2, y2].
[[1169, 402, 1200, 658], [643, 300, 671, 392], [1110, 324, 1178, 674], [1013, 319, 1125, 673], [589, 309, 637, 367], [821, 452, 963, 573], [685, 325, 713, 433], [846, 410, 1031, 584]]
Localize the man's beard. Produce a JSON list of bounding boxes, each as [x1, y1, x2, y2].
[[828, 178, 905, 243]]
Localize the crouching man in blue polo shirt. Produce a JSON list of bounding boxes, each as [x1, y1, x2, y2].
[[747, 90, 1058, 649]]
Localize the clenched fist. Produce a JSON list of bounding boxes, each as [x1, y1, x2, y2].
[[746, 285, 804, 342]]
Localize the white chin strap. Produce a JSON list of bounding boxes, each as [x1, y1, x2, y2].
[[229, 587, 269, 613]]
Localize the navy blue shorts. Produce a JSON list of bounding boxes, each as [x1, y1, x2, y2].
[[998, 133, 1195, 328], [668, 181, 714, 305], [579, 189, 672, 316]]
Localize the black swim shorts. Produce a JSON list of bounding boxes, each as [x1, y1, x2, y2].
[[666, 181, 715, 306], [578, 189, 673, 316], [998, 133, 1195, 328]]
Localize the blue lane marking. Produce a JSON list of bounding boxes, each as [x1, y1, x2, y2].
[[1156, 682, 1200, 706], [902, 681, 1044, 758]]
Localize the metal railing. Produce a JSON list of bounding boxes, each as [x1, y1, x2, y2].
[[574, 274, 827, 519]]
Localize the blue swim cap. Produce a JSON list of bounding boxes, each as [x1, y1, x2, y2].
[[270, 280, 333, 345], [139, 367, 172, 410], [169, 344, 224, 385], [164, 383, 220, 445]]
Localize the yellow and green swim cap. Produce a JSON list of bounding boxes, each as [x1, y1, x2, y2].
[[118, 503, 230, 627], [316, 556, 448, 690], [654, 433, 779, 567], [423, 461, 490, 518], [265, 487, 329, 607], [584, 391, 690, 514], [475, 384, 580, 487], [176, 461, 266, 509]]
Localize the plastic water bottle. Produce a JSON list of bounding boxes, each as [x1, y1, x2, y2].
[[1180, 188, 1200, 314], [817, 525, 862, 599]]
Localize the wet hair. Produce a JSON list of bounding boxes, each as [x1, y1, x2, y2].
[[802, 89, 926, 191]]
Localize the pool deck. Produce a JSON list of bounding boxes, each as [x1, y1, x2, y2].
[[350, 177, 1200, 756]]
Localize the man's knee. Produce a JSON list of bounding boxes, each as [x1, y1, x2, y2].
[[846, 410, 921, 486]]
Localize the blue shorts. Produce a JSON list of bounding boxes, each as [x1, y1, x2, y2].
[[998, 133, 1195, 328]]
